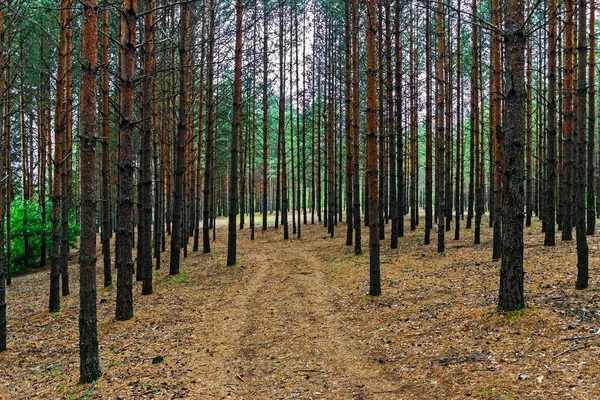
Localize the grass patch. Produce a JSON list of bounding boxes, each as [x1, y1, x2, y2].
[[168, 271, 188, 284]]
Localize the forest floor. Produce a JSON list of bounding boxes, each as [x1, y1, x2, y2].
[[2, 213, 600, 399]]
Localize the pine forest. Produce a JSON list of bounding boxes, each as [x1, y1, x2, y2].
[[1, 0, 600, 397]]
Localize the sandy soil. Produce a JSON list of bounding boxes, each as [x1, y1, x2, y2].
[[1, 214, 600, 399]]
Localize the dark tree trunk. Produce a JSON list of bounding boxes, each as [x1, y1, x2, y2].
[[60, 0, 73, 297], [50, 0, 69, 312], [574, 0, 588, 289], [491, 0, 503, 259], [115, 0, 137, 321], [101, 1, 111, 287], [262, 0, 269, 231], [139, 0, 155, 294], [498, 0, 525, 311], [545, 0, 557, 246], [345, 0, 353, 247], [202, 0, 215, 254], [352, 0, 362, 254], [228, 0, 243, 266], [562, 0, 574, 241], [586, 0, 595, 235], [78, 0, 101, 382], [436, 0, 445, 253], [170, 3, 190, 275], [366, 0, 381, 296], [279, 5, 289, 240]]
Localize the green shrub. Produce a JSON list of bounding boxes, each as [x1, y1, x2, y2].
[[7, 198, 79, 274]]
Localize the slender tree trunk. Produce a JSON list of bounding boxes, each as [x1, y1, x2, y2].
[[574, 0, 588, 289], [366, 0, 381, 296], [101, 1, 111, 287], [228, 0, 243, 265], [50, 0, 69, 312], [409, 0, 417, 232], [525, 30, 533, 228], [545, 0, 557, 246], [262, 0, 269, 231], [386, 0, 397, 249], [171, 2, 190, 275], [586, 0, 596, 235], [562, 0, 574, 241], [193, 0, 206, 252], [454, 0, 462, 240], [436, 0, 445, 252], [139, 0, 155, 294], [471, 0, 481, 244], [396, 1, 404, 238], [353, 0, 362, 253], [491, 0, 503, 259], [345, 0, 354, 246], [60, 0, 74, 296], [202, 0, 215, 254], [115, 0, 137, 321], [498, 0, 525, 311], [279, 5, 289, 240], [78, 0, 101, 382]]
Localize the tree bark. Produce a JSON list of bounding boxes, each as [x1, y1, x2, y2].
[[139, 0, 155, 294], [498, 0, 526, 311], [78, 0, 101, 382], [545, 0, 557, 246], [228, 0, 243, 266], [366, 0, 381, 296], [115, 0, 137, 321], [574, 0, 588, 289]]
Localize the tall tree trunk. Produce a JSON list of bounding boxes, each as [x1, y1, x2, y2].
[[436, 0, 445, 252], [454, 0, 462, 240], [366, 0, 381, 296], [396, 1, 404, 239], [193, 0, 206, 252], [491, 0, 503, 259], [471, 0, 481, 244], [386, 0, 397, 248], [353, 0, 362, 254], [262, 0, 269, 231], [409, 0, 417, 232], [279, 5, 289, 240], [525, 28, 533, 228], [50, 0, 69, 312], [171, 3, 190, 274], [78, 0, 101, 382], [562, 0, 574, 241], [498, 0, 525, 311], [60, 0, 74, 296], [115, 0, 137, 321], [101, 1, 111, 287], [586, 0, 596, 235], [39, 37, 49, 269], [545, 0, 557, 246], [139, 0, 155, 294], [574, 0, 588, 289], [228, 0, 243, 266], [202, 0, 215, 254], [345, 0, 354, 246]]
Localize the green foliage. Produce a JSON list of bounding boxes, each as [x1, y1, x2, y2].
[[8, 199, 79, 274]]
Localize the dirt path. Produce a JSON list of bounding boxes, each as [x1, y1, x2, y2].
[[204, 228, 397, 399], [2, 215, 600, 399]]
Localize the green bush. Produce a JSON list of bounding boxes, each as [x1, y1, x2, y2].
[[8, 198, 79, 274]]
